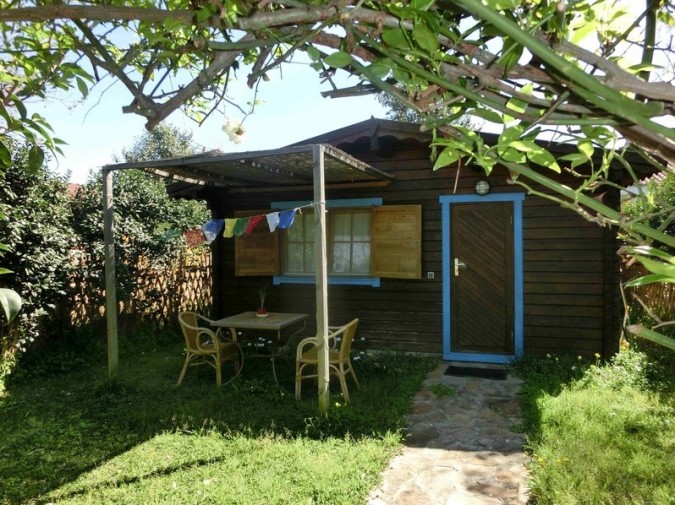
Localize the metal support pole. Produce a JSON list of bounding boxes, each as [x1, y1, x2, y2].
[[102, 168, 119, 377], [313, 145, 330, 413]]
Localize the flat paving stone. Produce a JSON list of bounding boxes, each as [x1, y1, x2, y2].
[[368, 363, 530, 505]]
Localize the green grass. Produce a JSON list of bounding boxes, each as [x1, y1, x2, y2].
[[515, 347, 675, 505], [427, 383, 456, 398], [0, 330, 438, 504]]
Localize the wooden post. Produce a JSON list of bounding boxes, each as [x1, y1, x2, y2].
[[102, 168, 119, 377], [313, 145, 330, 413]]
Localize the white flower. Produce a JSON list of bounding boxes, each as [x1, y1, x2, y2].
[[222, 119, 246, 144]]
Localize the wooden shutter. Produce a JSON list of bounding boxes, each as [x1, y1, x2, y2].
[[234, 210, 279, 276], [371, 205, 422, 279]]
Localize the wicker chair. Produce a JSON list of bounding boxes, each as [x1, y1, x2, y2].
[[178, 311, 241, 386], [295, 318, 360, 402]]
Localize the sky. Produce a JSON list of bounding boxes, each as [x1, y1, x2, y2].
[[34, 61, 389, 184]]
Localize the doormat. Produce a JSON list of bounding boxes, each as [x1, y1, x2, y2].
[[444, 365, 508, 380]]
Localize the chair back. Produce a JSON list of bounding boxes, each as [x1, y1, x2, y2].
[[179, 311, 201, 349], [336, 318, 359, 361]]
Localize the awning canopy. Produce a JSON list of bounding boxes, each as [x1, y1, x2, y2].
[[101, 143, 390, 413], [102, 143, 394, 189]]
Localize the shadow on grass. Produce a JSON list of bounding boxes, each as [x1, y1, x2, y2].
[[511, 347, 675, 504], [510, 353, 592, 442], [512, 347, 675, 444], [0, 331, 438, 504], [47, 451, 233, 503]]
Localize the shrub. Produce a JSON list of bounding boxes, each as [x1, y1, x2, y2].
[[0, 144, 75, 386]]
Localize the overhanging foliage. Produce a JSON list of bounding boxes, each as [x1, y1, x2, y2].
[[1, 0, 674, 346]]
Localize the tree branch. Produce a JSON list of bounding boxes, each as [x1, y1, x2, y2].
[[143, 33, 255, 129]]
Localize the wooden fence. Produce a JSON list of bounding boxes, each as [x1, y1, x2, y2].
[[621, 262, 675, 319], [68, 247, 212, 332]]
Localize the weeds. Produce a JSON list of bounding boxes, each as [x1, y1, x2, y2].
[[516, 347, 675, 504], [428, 383, 456, 398]]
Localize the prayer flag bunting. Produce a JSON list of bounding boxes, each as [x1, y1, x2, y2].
[[233, 217, 249, 236], [267, 212, 280, 232], [278, 209, 297, 229], [196, 203, 313, 242], [245, 215, 265, 233], [184, 228, 205, 247], [202, 219, 224, 244], [223, 218, 237, 238]]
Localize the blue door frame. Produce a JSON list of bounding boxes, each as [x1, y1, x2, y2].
[[439, 193, 525, 364]]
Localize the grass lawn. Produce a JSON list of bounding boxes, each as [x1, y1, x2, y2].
[[3, 327, 673, 504], [516, 346, 675, 505], [0, 330, 438, 504]]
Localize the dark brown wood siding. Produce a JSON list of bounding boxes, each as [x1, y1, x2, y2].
[[209, 140, 622, 358]]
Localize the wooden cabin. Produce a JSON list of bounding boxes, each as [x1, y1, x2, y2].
[[159, 118, 649, 363]]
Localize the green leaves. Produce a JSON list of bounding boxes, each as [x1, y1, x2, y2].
[[0, 140, 11, 169], [27, 146, 45, 173], [483, 0, 519, 10], [412, 23, 439, 54], [0, 287, 22, 324], [626, 325, 675, 351], [624, 247, 675, 287], [382, 28, 409, 50], [323, 51, 352, 68]]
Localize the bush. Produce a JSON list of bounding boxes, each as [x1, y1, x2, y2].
[[0, 144, 75, 386], [576, 348, 651, 392], [0, 126, 210, 389]]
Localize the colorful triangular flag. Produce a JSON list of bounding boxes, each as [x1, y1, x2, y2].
[[267, 212, 280, 232], [223, 218, 237, 238], [278, 209, 297, 229], [184, 228, 205, 247], [233, 217, 249, 236], [202, 219, 224, 244], [245, 215, 265, 234]]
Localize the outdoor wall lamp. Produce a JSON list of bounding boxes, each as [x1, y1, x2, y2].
[[474, 179, 491, 196]]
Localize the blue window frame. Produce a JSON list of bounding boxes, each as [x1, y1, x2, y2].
[[272, 198, 382, 287]]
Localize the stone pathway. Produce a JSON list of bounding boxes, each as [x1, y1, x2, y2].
[[368, 363, 530, 505]]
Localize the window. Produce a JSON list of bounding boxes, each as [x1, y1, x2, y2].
[[330, 209, 371, 275], [283, 211, 315, 274], [281, 208, 372, 276], [234, 201, 421, 283]]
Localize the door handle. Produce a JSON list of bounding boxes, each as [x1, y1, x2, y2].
[[454, 258, 466, 276]]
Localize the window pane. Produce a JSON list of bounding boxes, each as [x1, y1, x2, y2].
[[352, 243, 370, 273], [287, 214, 304, 241], [332, 213, 351, 242], [304, 243, 315, 272], [281, 205, 373, 277], [303, 214, 316, 242], [286, 244, 304, 273], [331, 243, 350, 273], [352, 212, 371, 241]]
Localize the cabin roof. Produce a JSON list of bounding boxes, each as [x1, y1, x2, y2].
[[103, 117, 658, 194]]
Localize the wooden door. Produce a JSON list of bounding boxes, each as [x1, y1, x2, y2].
[[450, 202, 514, 354]]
